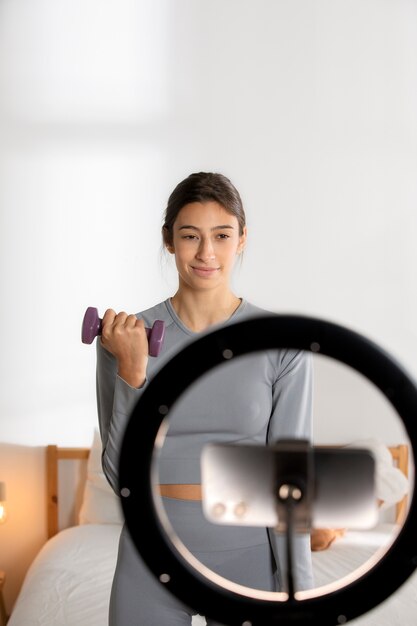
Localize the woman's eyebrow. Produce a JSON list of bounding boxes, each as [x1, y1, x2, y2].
[[178, 224, 235, 231]]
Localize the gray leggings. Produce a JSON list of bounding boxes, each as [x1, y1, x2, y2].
[[109, 498, 279, 626]]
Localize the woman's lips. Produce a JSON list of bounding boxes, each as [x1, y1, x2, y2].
[[191, 266, 219, 277]]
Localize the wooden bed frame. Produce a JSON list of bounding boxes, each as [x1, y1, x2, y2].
[[390, 444, 409, 524], [46, 445, 90, 539], [45, 443, 410, 539]]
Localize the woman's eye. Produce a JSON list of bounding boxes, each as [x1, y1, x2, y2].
[[181, 233, 229, 241]]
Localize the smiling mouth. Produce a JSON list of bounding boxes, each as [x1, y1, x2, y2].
[[191, 266, 220, 274]]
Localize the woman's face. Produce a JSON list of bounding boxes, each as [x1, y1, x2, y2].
[[166, 201, 247, 293]]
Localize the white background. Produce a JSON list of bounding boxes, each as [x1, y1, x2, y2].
[[0, 0, 416, 613]]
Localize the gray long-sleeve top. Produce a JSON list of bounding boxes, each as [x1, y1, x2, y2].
[[96, 298, 314, 590], [97, 298, 312, 490]]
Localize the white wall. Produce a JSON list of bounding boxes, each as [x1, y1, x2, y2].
[[0, 0, 416, 613]]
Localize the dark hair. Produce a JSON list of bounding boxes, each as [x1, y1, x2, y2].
[[162, 172, 246, 246]]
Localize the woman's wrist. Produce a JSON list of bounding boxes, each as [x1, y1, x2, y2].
[[117, 359, 147, 389], [118, 369, 146, 389]]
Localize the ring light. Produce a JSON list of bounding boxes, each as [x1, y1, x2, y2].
[[119, 315, 417, 625]]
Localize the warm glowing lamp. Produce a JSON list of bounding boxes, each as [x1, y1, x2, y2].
[[0, 482, 7, 524]]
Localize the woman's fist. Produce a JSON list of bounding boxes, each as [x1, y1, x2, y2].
[[101, 309, 148, 388]]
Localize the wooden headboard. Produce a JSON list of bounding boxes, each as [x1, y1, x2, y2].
[[46, 445, 90, 539], [45, 443, 410, 539], [390, 444, 409, 524]]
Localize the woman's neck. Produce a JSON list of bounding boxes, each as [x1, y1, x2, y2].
[[170, 288, 241, 333]]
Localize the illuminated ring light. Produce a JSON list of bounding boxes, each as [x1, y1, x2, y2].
[[119, 315, 417, 626]]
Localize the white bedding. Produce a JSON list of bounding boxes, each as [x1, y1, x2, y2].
[[8, 524, 121, 626], [312, 523, 417, 625], [9, 523, 417, 626], [313, 523, 398, 587]]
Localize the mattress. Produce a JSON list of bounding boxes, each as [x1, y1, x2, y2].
[[8, 524, 121, 626], [8, 522, 417, 625], [312, 523, 417, 625]]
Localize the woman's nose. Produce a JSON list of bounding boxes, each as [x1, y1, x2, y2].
[[196, 237, 215, 261]]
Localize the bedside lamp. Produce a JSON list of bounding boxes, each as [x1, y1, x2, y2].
[[0, 483, 7, 524]]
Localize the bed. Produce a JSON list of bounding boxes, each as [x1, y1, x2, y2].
[[8, 433, 416, 626]]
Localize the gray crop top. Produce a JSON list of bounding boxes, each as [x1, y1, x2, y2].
[[96, 298, 313, 493]]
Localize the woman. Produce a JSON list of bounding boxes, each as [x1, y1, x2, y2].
[[97, 172, 313, 625]]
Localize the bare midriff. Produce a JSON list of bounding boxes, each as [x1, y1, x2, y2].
[[158, 484, 202, 500]]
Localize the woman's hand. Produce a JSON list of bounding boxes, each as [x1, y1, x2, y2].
[[100, 309, 148, 388]]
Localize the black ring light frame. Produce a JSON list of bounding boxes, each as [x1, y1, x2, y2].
[[119, 315, 417, 626]]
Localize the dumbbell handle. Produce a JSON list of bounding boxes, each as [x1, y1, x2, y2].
[[82, 307, 165, 357]]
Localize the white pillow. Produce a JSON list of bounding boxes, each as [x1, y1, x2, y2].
[[345, 438, 409, 508], [78, 429, 124, 525]]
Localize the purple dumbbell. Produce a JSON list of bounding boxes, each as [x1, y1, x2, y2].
[[81, 307, 165, 357]]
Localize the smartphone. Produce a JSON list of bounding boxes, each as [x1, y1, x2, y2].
[[201, 442, 378, 531]]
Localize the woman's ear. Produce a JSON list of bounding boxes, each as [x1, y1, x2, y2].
[[237, 226, 247, 254], [162, 225, 175, 254]]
